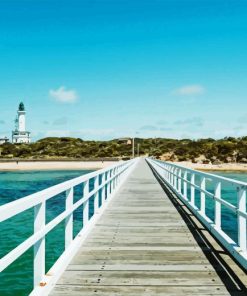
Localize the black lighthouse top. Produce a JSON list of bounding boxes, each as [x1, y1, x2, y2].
[[18, 102, 25, 111]]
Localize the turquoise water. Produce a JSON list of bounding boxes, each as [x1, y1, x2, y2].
[[0, 170, 246, 296], [210, 171, 247, 184], [192, 171, 247, 244], [0, 170, 96, 296]]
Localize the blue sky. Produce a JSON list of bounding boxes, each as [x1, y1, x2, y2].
[[0, 0, 247, 141]]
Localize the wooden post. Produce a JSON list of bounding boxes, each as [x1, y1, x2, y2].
[[65, 187, 74, 248], [101, 172, 106, 204], [183, 171, 188, 200], [200, 177, 206, 216], [214, 181, 221, 230], [190, 173, 195, 206], [238, 186, 246, 252], [34, 201, 46, 287], [83, 180, 89, 227], [178, 169, 182, 193], [94, 176, 99, 213]]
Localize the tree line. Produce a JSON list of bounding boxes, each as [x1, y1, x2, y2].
[[0, 136, 246, 163]]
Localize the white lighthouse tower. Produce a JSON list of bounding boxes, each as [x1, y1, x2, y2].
[[12, 102, 31, 143]]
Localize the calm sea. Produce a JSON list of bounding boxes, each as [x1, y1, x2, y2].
[[0, 170, 94, 296], [0, 170, 246, 296]]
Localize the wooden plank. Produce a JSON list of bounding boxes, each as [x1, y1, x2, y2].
[[55, 270, 225, 286], [50, 285, 233, 296], [67, 264, 216, 271]]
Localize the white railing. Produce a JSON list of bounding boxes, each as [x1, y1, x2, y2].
[[0, 158, 138, 295], [146, 158, 247, 270]]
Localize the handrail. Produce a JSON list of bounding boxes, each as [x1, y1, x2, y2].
[[0, 160, 132, 222], [0, 158, 139, 295], [163, 161, 247, 187], [146, 158, 247, 271]]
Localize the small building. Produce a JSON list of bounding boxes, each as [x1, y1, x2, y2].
[[12, 102, 31, 144], [0, 137, 9, 145], [117, 138, 132, 145]]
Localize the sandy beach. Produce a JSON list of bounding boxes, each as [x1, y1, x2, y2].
[[1, 160, 247, 172], [173, 161, 247, 171], [0, 161, 118, 171]]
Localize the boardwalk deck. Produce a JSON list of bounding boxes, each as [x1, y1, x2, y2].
[[50, 159, 247, 296]]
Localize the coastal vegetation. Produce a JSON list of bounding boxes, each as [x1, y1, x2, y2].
[[0, 136, 247, 164]]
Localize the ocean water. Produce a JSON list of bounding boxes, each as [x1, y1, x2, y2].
[[194, 171, 247, 244], [0, 170, 96, 296], [0, 170, 246, 296]]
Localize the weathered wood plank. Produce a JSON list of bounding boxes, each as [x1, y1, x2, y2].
[[67, 264, 216, 271], [50, 285, 233, 296], [55, 270, 225, 286]]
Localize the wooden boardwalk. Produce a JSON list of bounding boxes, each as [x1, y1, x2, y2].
[[50, 159, 247, 295]]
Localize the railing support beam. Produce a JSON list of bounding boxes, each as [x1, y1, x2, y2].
[[238, 186, 246, 252], [183, 171, 188, 200], [33, 201, 46, 287], [101, 172, 106, 205], [214, 182, 221, 230], [65, 187, 74, 248], [200, 177, 206, 216], [83, 180, 89, 227], [94, 175, 99, 213], [190, 173, 195, 207]]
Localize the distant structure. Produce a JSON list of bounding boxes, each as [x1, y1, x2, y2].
[[117, 138, 132, 145], [0, 137, 9, 145], [12, 102, 31, 143]]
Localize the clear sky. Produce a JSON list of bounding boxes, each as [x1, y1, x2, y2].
[[0, 0, 247, 141]]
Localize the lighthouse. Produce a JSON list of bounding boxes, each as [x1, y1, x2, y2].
[[12, 102, 31, 143]]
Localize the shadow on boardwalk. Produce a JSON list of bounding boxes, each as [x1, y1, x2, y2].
[[148, 163, 247, 296]]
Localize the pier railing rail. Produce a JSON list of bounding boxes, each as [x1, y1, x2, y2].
[[0, 158, 138, 295], [146, 158, 247, 270]]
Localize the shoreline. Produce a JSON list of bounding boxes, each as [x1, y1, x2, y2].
[[0, 161, 118, 171], [0, 160, 246, 172], [173, 161, 247, 172]]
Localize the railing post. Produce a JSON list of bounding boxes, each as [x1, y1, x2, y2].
[[110, 169, 113, 194], [183, 171, 188, 200], [112, 168, 116, 189], [115, 167, 119, 186], [33, 201, 46, 287], [107, 171, 111, 199], [110, 169, 114, 193], [112, 168, 116, 191], [170, 167, 174, 186], [116, 167, 119, 185], [214, 181, 221, 230], [65, 187, 74, 249], [178, 169, 182, 193], [163, 164, 167, 180], [200, 177, 206, 216], [101, 172, 106, 204], [83, 180, 89, 227], [237, 186, 246, 252], [174, 168, 178, 190], [94, 175, 99, 213], [169, 166, 172, 184], [159, 164, 163, 177], [190, 173, 195, 206], [173, 167, 176, 188]]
